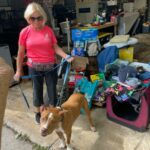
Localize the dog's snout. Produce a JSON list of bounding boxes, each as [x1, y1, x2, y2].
[[41, 128, 46, 132], [40, 127, 47, 136]]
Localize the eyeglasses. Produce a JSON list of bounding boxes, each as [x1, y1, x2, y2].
[[30, 16, 43, 21]]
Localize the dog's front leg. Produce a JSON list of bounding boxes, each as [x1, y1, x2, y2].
[[55, 131, 66, 149], [66, 130, 74, 150]]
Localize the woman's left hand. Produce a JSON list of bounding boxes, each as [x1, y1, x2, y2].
[[65, 55, 74, 63]]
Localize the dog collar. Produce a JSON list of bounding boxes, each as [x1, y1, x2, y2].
[[56, 106, 64, 122]]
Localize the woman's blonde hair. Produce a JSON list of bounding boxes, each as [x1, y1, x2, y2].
[[24, 2, 47, 24]]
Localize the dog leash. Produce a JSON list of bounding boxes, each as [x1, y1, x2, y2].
[[18, 83, 30, 109], [57, 62, 71, 106]]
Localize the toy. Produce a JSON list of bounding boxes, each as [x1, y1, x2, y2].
[[71, 41, 85, 56]]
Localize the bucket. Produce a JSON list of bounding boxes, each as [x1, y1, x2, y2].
[[60, 21, 69, 34], [119, 46, 134, 62]]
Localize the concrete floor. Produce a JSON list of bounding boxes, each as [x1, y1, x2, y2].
[[2, 80, 150, 150], [1, 126, 33, 150]]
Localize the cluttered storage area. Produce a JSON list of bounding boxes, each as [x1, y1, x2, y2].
[[59, 0, 150, 132]]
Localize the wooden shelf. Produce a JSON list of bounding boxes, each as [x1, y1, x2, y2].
[[71, 22, 117, 35], [98, 32, 113, 39]]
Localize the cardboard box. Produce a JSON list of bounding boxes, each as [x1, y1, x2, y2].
[[71, 56, 89, 70]]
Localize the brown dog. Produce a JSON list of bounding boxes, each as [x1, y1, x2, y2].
[[40, 93, 96, 150]]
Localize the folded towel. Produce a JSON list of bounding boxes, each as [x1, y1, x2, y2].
[[110, 35, 130, 43]]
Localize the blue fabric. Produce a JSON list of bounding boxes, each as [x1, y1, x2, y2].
[[97, 46, 118, 72], [138, 72, 150, 80], [75, 77, 99, 109], [118, 65, 137, 82]]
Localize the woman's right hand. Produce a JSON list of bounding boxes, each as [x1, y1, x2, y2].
[[13, 71, 22, 81]]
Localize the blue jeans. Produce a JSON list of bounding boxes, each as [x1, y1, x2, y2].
[[28, 66, 58, 107]]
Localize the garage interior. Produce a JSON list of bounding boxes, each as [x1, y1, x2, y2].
[[1, 0, 150, 150]]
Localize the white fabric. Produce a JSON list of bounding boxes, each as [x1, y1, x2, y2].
[[129, 62, 150, 72], [104, 37, 138, 48]]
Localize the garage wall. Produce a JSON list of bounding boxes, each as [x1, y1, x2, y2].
[[0, 1, 7, 6], [10, 0, 25, 9], [134, 0, 147, 10], [148, 0, 150, 21], [64, 0, 75, 9]]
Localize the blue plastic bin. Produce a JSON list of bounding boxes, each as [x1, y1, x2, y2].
[[82, 28, 98, 40], [71, 29, 83, 41]]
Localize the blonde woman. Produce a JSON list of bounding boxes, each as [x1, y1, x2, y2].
[[14, 2, 73, 124]]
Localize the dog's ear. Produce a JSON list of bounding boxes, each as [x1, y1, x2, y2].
[[40, 105, 45, 112], [40, 106, 49, 113], [58, 109, 68, 115]]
